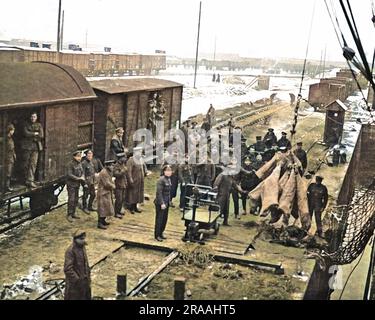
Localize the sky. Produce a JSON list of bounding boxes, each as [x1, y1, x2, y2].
[[0, 0, 374, 61]]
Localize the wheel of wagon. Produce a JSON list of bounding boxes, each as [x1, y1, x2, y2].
[[29, 187, 57, 217], [214, 221, 220, 235]]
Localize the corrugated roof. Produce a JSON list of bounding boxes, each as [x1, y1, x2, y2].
[[89, 78, 183, 94], [0, 62, 97, 109]]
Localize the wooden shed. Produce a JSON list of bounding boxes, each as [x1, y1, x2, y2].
[[0, 62, 97, 197], [90, 78, 183, 162], [324, 99, 347, 145]]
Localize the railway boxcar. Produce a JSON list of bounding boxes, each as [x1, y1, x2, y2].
[[0, 46, 166, 76], [90, 78, 183, 162], [0, 61, 97, 215]]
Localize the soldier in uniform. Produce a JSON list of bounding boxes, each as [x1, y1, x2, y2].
[[113, 157, 128, 219], [196, 156, 216, 187], [160, 154, 179, 208], [110, 127, 126, 160], [126, 147, 146, 214], [178, 155, 193, 211], [251, 136, 266, 153], [293, 142, 307, 173], [81, 150, 103, 213], [64, 230, 91, 300], [97, 160, 116, 229], [213, 163, 245, 226], [180, 119, 191, 154], [154, 165, 172, 242], [5, 124, 16, 192], [262, 128, 277, 146], [277, 131, 292, 150], [66, 151, 85, 223], [21, 112, 43, 188], [307, 176, 328, 238], [238, 157, 260, 215]]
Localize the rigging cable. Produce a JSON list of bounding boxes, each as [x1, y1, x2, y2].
[[290, 0, 316, 141], [325, 0, 374, 121]]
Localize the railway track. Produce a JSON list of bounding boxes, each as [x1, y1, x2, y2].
[[0, 199, 68, 235]]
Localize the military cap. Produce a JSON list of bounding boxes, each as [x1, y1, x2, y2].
[[279, 146, 287, 151], [316, 176, 324, 181], [73, 229, 86, 239], [297, 142, 303, 146], [281, 131, 287, 135], [268, 128, 274, 132], [72, 150, 82, 157], [115, 127, 124, 133], [85, 149, 93, 155], [256, 136, 262, 140], [162, 164, 172, 172], [104, 160, 115, 166]]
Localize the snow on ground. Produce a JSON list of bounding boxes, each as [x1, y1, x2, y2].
[[88, 66, 340, 121]]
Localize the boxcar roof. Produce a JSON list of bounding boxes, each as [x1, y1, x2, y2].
[[89, 78, 183, 94], [0, 62, 97, 109]]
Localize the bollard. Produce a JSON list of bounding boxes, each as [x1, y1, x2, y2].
[[117, 274, 127, 298], [174, 277, 186, 300]]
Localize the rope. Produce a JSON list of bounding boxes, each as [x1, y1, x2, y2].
[[325, 0, 375, 121], [321, 181, 375, 265], [290, 0, 316, 141]]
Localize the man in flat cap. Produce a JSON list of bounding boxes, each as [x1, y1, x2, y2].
[[277, 131, 292, 150], [81, 150, 103, 213], [126, 147, 146, 214], [307, 176, 328, 238], [97, 160, 116, 229], [21, 112, 44, 188], [293, 142, 307, 173], [263, 128, 277, 146], [113, 157, 128, 218], [5, 124, 16, 192], [110, 127, 126, 160], [66, 151, 86, 222], [64, 229, 91, 300]]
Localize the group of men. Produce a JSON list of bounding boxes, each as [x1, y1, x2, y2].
[[65, 127, 149, 229], [5, 112, 44, 191]]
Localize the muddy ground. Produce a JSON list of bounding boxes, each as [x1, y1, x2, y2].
[[0, 101, 337, 300]]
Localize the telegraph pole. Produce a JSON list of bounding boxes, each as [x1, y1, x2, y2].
[[60, 10, 64, 51], [57, 0, 62, 53], [193, 1, 202, 89]]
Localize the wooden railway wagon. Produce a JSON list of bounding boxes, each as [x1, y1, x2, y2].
[[0, 62, 97, 215], [320, 77, 354, 100], [90, 78, 183, 162], [0, 46, 166, 77], [308, 82, 347, 111]]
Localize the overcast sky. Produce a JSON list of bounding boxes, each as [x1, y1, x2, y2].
[[0, 0, 374, 61]]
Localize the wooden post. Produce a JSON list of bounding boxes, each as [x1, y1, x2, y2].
[[117, 274, 127, 297], [174, 277, 186, 300]]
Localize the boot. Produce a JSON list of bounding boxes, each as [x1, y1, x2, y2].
[[71, 213, 80, 219], [88, 206, 97, 212], [97, 219, 107, 229], [134, 204, 142, 213], [5, 178, 13, 192], [66, 215, 74, 223], [102, 217, 110, 226], [115, 213, 123, 219], [130, 204, 136, 214], [26, 181, 37, 188], [81, 206, 90, 215]]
